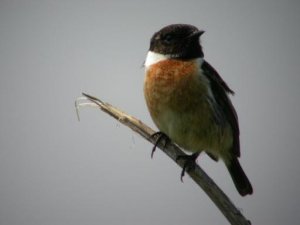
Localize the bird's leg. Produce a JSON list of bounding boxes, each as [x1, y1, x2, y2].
[[150, 131, 170, 158], [176, 152, 200, 182]]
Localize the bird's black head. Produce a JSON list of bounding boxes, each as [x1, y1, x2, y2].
[[149, 24, 205, 59]]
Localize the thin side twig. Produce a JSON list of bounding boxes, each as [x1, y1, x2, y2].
[[75, 92, 251, 225]]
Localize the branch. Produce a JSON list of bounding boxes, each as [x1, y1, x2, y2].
[[75, 93, 251, 225]]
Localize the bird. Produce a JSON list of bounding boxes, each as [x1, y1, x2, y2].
[[143, 24, 253, 196]]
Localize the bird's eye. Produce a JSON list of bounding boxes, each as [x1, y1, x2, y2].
[[163, 34, 174, 44]]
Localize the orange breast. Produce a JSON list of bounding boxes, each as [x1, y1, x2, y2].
[[144, 59, 208, 119], [144, 59, 232, 154]]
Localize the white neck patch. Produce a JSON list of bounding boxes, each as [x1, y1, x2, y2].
[[144, 51, 204, 68], [144, 51, 170, 67]]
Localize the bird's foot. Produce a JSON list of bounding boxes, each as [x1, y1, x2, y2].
[[150, 131, 170, 158], [176, 153, 200, 182]]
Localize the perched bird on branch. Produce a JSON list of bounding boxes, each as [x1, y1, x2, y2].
[[144, 24, 253, 196]]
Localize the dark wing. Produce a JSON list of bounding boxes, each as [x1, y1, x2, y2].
[[201, 60, 240, 157]]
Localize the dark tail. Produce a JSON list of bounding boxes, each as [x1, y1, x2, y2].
[[226, 158, 253, 196]]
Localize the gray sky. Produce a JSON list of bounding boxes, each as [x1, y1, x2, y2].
[[0, 0, 299, 224]]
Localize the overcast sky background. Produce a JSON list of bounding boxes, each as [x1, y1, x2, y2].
[[0, 0, 300, 224]]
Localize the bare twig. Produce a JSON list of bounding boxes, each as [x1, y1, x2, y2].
[[75, 93, 251, 225]]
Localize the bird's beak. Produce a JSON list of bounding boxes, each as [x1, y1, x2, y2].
[[189, 30, 205, 39]]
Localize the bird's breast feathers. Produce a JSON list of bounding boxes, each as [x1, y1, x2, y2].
[[144, 51, 213, 115], [144, 52, 230, 152]]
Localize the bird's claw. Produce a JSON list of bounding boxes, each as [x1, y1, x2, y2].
[[176, 153, 200, 182], [150, 132, 170, 158]]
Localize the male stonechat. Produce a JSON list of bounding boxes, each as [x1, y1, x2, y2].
[[144, 24, 253, 196]]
